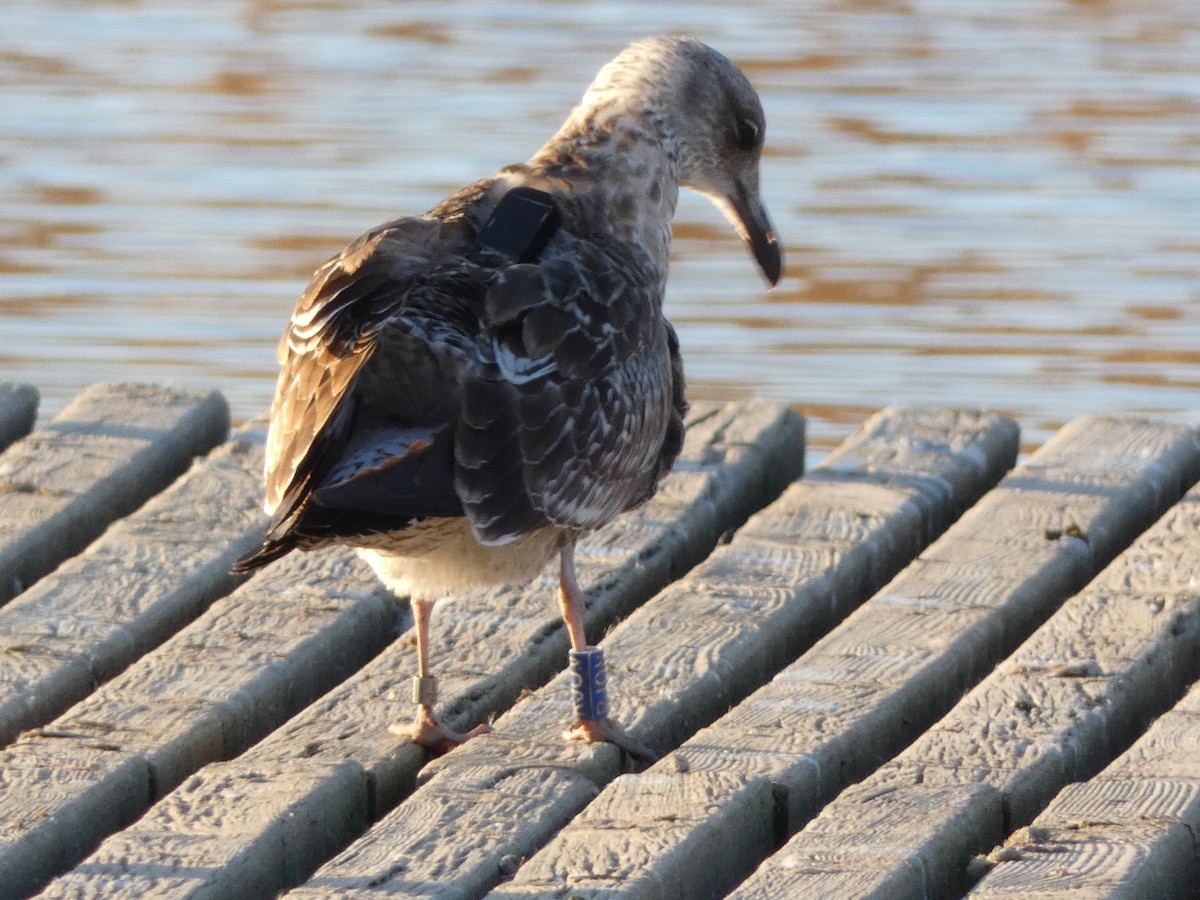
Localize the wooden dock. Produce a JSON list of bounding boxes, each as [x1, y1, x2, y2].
[[1, 383, 1199, 899]]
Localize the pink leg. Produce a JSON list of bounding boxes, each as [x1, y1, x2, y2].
[[558, 541, 656, 764], [389, 596, 491, 754], [557, 542, 589, 652]]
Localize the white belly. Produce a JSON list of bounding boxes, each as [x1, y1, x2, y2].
[[354, 517, 567, 598]]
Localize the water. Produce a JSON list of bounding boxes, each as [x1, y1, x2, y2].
[[2, 0, 1199, 457]]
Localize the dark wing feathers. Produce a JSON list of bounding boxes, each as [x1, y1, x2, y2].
[[231, 214, 481, 574], [311, 423, 460, 517], [458, 239, 684, 545], [237, 184, 687, 571], [263, 221, 443, 518], [455, 374, 544, 541], [658, 320, 688, 486]]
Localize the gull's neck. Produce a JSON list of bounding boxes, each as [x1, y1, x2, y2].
[[526, 102, 681, 290]]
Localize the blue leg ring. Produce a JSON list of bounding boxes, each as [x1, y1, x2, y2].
[[569, 646, 608, 720]]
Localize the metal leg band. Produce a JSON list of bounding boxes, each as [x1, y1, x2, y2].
[[569, 646, 608, 721], [411, 674, 438, 707]]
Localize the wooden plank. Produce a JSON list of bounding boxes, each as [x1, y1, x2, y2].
[[0, 546, 401, 899], [967, 784, 1200, 899], [279, 407, 1019, 899], [0, 383, 230, 604], [0, 425, 269, 747], [34, 400, 806, 900], [501, 420, 1200, 900], [727, 781, 1006, 900], [969, 595, 1200, 897], [0, 384, 38, 453], [730, 424, 1200, 900]]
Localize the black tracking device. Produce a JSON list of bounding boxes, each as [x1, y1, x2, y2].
[[475, 186, 561, 263]]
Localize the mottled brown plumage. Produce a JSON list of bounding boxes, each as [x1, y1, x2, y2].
[[235, 35, 781, 758]]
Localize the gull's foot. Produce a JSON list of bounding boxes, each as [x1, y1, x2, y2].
[[566, 716, 658, 766], [389, 708, 492, 756]]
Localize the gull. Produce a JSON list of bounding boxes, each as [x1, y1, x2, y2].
[[235, 34, 782, 761]]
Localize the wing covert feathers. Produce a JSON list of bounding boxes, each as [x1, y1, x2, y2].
[[237, 182, 686, 572]]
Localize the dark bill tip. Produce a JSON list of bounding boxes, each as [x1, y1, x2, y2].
[[730, 188, 784, 287], [751, 224, 783, 287]]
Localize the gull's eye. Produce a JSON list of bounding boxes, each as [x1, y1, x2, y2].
[[732, 116, 760, 152]]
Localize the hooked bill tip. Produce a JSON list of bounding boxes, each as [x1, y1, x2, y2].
[[755, 231, 783, 287]]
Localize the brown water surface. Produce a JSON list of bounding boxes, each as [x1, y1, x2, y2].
[[2, 0, 1198, 458]]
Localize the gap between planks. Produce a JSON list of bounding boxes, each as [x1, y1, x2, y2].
[[0, 384, 38, 455], [0, 384, 229, 605], [965, 489, 1200, 899], [728, 418, 1200, 900], [276, 407, 1018, 900], [6, 399, 803, 899], [0, 423, 269, 747]]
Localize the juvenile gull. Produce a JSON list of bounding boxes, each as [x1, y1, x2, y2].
[[235, 35, 782, 760]]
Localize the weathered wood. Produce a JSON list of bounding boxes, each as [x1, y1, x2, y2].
[[0, 384, 38, 453], [0, 740, 150, 900], [0, 427, 268, 747], [731, 425, 1200, 900], [968, 785, 1200, 899], [738, 781, 1005, 900], [969, 561, 1200, 897], [497, 417, 1200, 900], [280, 407, 1018, 899], [12, 396, 1196, 900], [0, 547, 401, 899], [31, 401, 805, 899], [0, 383, 230, 604]]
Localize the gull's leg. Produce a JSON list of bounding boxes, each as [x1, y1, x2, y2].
[[559, 541, 657, 764], [389, 595, 491, 754]]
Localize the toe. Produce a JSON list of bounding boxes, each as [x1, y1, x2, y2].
[[567, 717, 657, 765], [390, 716, 492, 756]]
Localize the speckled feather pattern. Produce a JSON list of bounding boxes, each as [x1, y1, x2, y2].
[[237, 35, 775, 598]]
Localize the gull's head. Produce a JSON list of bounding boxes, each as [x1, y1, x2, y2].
[[581, 35, 783, 286]]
